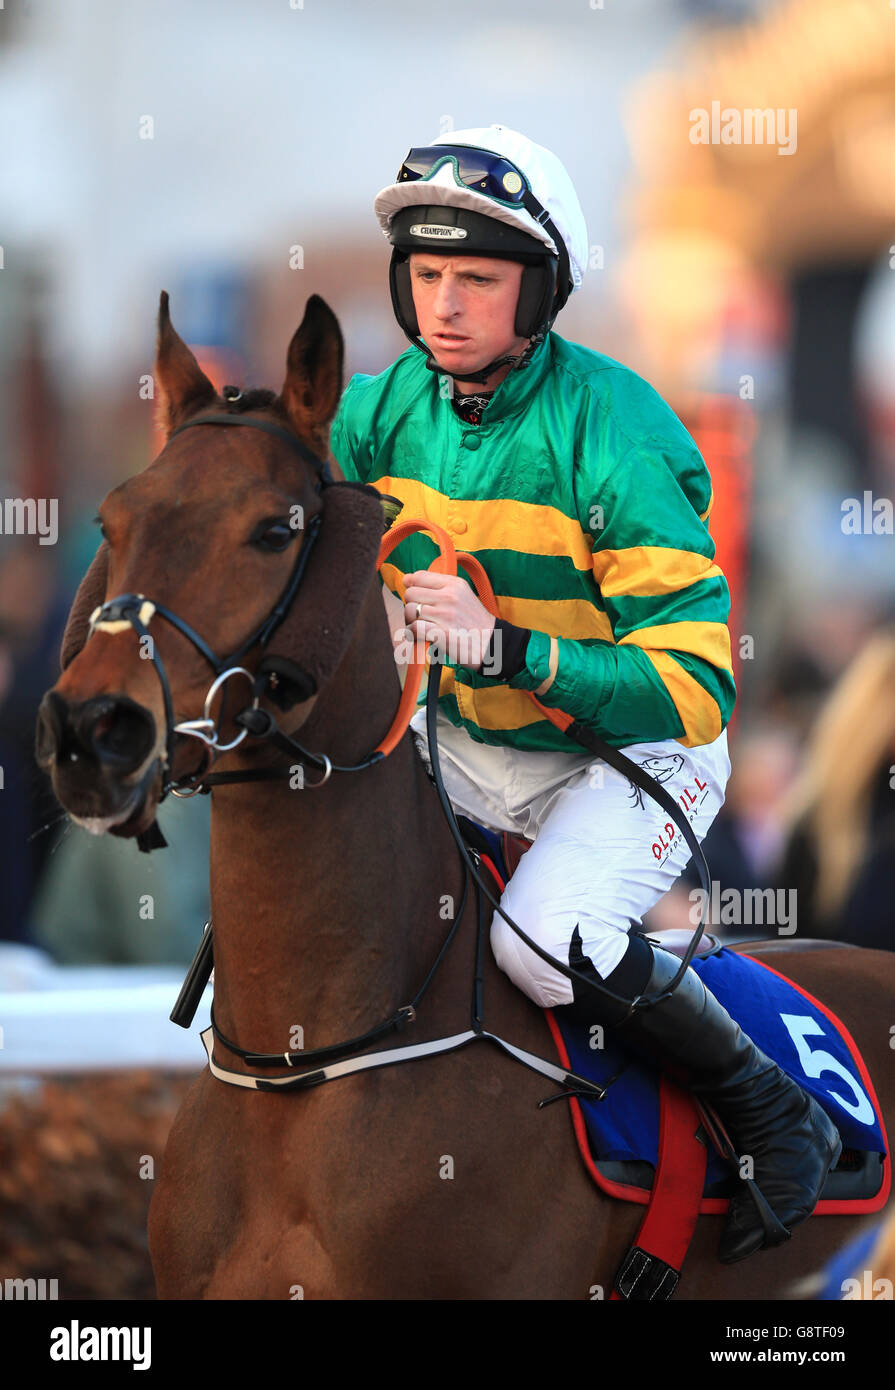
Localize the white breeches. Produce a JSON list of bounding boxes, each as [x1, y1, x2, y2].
[[409, 704, 730, 1008]]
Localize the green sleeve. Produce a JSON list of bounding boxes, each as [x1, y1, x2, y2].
[[508, 435, 736, 747]]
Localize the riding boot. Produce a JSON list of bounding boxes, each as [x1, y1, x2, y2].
[[560, 931, 843, 1264]]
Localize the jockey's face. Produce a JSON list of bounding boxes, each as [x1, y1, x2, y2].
[[409, 253, 529, 391]]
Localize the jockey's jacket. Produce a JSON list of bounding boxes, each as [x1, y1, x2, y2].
[[329, 330, 736, 753]]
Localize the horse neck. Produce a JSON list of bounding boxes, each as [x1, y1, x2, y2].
[[206, 581, 463, 1062]]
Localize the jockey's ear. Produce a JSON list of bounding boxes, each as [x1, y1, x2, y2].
[[280, 295, 344, 460], [154, 291, 217, 436]]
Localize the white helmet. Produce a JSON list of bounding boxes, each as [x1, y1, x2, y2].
[[374, 124, 588, 381]]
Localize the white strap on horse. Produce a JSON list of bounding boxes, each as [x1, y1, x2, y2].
[[199, 1024, 603, 1096]]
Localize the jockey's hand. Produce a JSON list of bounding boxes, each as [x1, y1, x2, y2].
[[402, 571, 496, 672]]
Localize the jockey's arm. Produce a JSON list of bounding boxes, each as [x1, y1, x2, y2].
[[471, 434, 736, 748]]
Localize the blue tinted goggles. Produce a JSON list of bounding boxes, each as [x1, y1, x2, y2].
[[396, 146, 531, 207]]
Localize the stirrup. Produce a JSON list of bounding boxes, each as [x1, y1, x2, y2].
[[696, 1098, 790, 1253]]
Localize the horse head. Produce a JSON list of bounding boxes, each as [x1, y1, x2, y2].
[[36, 290, 385, 843]]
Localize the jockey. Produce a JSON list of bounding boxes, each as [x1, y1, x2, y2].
[[329, 123, 841, 1263]]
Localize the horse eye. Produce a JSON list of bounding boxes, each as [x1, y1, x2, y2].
[[255, 522, 294, 552]]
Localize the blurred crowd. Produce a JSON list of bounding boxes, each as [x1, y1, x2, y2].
[[658, 620, 895, 949]]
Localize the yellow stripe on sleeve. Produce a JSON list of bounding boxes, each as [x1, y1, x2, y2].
[[618, 621, 733, 673], [592, 546, 723, 598], [643, 651, 723, 747]]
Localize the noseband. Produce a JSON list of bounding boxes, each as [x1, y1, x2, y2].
[[88, 410, 334, 806]]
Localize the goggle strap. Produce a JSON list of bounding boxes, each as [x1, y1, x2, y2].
[[519, 190, 571, 294]]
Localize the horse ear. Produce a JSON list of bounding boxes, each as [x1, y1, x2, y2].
[[280, 295, 344, 455], [155, 291, 217, 436]]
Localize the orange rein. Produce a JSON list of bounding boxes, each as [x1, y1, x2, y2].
[[373, 517, 572, 757]]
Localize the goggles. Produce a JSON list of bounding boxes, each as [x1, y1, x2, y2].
[[396, 146, 532, 208]]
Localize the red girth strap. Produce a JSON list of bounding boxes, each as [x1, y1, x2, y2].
[[611, 1078, 707, 1300]]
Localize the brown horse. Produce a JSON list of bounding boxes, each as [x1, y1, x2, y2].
[[37, 293, 895, 1299]]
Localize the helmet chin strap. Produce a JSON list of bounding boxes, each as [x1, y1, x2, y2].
[[421, 330, 545, 387]]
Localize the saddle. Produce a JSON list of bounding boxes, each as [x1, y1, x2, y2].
[[501, 829, 531, 881], [458, 815, 891, 1300]]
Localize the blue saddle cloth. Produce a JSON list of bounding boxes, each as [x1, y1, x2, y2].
[[558, 947, 885, 1191], [464, 819, 886, 1190]]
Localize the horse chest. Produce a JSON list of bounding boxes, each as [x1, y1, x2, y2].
[[150, 1074, 451, 1297]]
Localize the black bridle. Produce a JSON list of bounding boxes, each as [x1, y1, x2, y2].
[[88, 411, 338, 810]]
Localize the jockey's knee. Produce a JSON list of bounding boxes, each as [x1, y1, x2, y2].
[[490, 901, 637, 1010], [490, 907, 587, 1009]]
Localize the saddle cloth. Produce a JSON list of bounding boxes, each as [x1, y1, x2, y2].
[[463, 817, 890, 1214]]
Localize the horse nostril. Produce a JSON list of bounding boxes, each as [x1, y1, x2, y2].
[[36, 694, 156, 773], [85, 698, 156, 769], [92, 708, 117, 745]]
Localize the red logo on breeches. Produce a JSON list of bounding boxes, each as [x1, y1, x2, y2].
[[651, 775, 707, 861]]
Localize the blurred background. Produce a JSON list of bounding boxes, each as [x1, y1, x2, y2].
[[1, 0, 894, 1298]]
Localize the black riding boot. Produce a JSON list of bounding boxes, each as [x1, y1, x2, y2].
[[561, 932, 843, 1264]]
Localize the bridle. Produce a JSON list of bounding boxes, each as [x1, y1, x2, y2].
[[88, 411, 342, 813]]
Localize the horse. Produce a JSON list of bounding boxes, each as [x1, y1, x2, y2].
[[36, 291, 895, 1299]]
